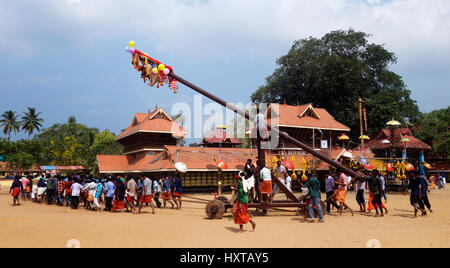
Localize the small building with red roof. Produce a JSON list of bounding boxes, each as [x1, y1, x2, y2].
[[199, 127, 242, 148]]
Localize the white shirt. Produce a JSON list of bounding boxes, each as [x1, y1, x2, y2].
[[153, 180, 161, 193], [260, 167, 272, 181], [285, 176, 292, 191], [71, 183, 83, 197], [380, 176, 386, 190]]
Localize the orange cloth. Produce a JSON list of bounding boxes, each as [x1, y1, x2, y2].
[[162, 191, 171, 200], [174, 192, 182, 197], [126, 195, 135, 204], [112, 199, 126, 211], [140, 195, 153, 203], [367, 192, 386, 210], [11, 187, 21, 197], [234, 202, 250, 225], [260, 181, 272, 194], [336, 190, 347, 202]]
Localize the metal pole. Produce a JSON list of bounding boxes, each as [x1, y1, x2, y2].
[[169, 72, 363, 179]]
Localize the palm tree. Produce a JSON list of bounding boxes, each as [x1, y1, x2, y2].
[[67, 115, 77, 125], [21, 107, 44, 137], [0, 111, 21, 140]]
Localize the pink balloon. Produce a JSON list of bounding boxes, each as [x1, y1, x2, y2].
[[163, 68, 170, 75], [128, 47, 135, 54]]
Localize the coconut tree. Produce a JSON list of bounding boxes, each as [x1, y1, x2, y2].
[[0, 111, 21, 140], [21, 107, 44, 137]]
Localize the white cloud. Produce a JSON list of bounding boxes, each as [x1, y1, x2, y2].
[[1, 0, 449, 63]]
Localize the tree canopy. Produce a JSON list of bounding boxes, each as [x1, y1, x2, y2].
[[251, 29, 421, 140], [414, 106, 450, 159]]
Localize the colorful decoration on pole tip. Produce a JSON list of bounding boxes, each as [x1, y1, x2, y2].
[[127, 46, 135, 54], [170, 80, 178, 93]]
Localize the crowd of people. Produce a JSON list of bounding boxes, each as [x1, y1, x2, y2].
[[6, 159, 447, 233], [231, 158, 446, 230], [8, 173, 184, 214]]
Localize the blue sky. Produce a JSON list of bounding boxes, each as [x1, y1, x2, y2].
[[1, 0, 449, 141]]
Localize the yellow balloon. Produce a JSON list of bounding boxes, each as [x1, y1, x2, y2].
[[152, 68, 158, 74], [129, 41, 135, 48], [158, 64, 165, 71]]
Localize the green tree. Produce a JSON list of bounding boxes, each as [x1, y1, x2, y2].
[[0, 111, 21, 140], [251, 29, 421, 140], [21, 107, 44, 137], [35, 121, 100, 167], [7, 152, 34, 171], [415, 107, 450, 158], [91, 130, 123, 156]]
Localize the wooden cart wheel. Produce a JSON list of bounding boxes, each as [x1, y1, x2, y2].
[[205, 200, 225, 219], [216, 196, 230, 205], [216, 196, 230, 212]]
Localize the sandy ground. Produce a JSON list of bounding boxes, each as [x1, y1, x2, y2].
[[0, 180, 449, 248]]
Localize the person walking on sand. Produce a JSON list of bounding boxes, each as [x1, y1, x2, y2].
[[173, 174, 183, 209], [10, 176, 23, 206], [259, 163, 273, 205], [64, 177, 73, 207], [407, 170, 426, 217], [138, 175, 156, 214], [161, 176, 175, 209], [303, 174, 324, 223], [70, 179, 83, 209], [232, 172, 256, 233], [92, 179, 103, 212], [57, 176, 65, 206], [126, 176, 137, 213], [367, 170, 387, 217], [418, 173, 433, 215], [112, 178, 126, 212], [325, 173, 340, 213], [153, 177, 162, 208], [335, 173, 354, 216], [46, 174, 55, 205], [20, 175, 29, 201], [356, 177, 366, 213], [103, 177, 115, 212]]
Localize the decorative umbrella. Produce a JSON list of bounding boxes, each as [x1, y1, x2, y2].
[[386, 119, 401, 126], [283, 160, 294, 171], [338, 134, 350, 141], [424, 163, 432, 169], [359, 135, 371, 140], [405, 163, 415, 172], [216, 160, 228, 170]]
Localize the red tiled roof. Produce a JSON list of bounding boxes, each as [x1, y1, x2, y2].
[[97, 146, 258, 173], [97, 146, 352, 173], [367, 128, 431, 150], [199, 129, 242, 145], [116, 108, 187, 140], [267, 104, 350, 131]]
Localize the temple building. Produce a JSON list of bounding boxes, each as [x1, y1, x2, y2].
[[365, 128, 431, 160]]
